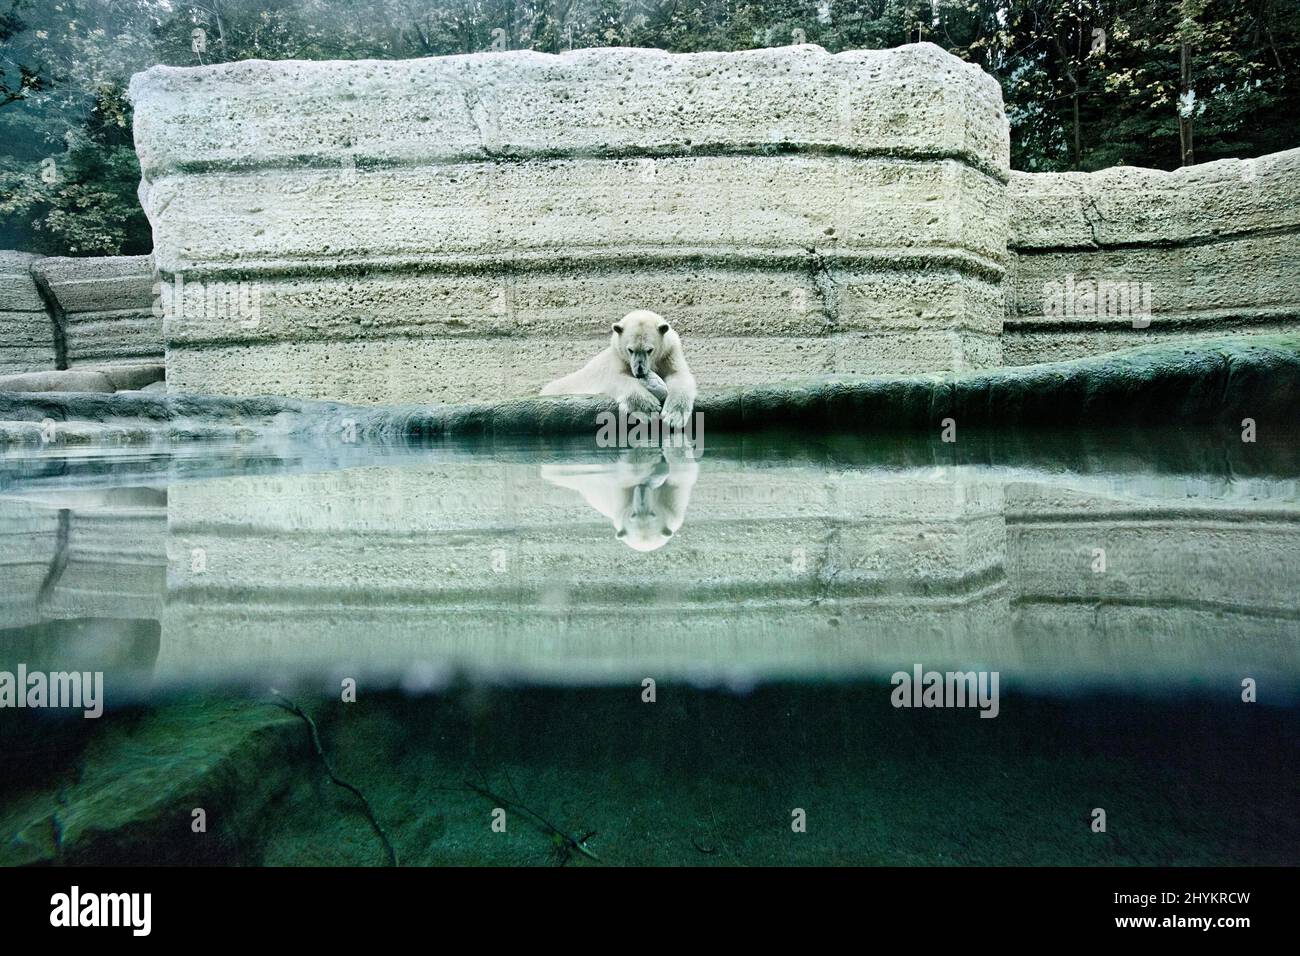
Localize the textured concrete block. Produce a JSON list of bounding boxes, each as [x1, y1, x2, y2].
[[1005, 148, 1300, 363], [130, 43, 1010, 403], [0, 251, 56, 375], [30, 256, 161, 368], [1009, 149, 1300, 249]]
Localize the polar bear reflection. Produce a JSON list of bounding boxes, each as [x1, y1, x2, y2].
[[541, 446, 698, 552]]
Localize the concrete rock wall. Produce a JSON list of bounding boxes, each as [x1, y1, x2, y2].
[[6, 47, 1297, 398], [0, 252, 57, 375], [0, 253, 160, 385], [29, 256, 161, 368], [1006, 148, 1300, 364], [129, 43, 1010, 405]]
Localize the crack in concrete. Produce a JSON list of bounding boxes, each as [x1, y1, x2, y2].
[[36, 508, 72, 609], [808, 247, 841, 329], [457, 82, 498, 159], [1081, 194, 1106, 248], [811, 517, 845, 605], [29, 266, 69, 371]]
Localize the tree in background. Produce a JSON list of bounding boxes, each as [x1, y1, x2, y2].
[[0, 0, 158, 253], [1, 1, 47, 107], [2, 0, 1299, 255]]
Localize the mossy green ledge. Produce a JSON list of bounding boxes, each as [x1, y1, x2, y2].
[[0, 335, 1296, 446]]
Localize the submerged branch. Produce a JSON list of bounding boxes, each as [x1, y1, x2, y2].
[[465, 779, 600, 863], [270, 690, 398, 866]]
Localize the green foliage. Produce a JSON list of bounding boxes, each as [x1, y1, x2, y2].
[[0, 84, 150, 255], [2, 0, 1299, 255]]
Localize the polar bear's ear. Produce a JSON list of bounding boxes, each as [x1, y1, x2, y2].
[[611, 323, 623, 335], [657, 322, 670, 335]]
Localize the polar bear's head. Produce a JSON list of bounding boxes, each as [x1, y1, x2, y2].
[[611, 309, 671, 380], [615, 477, 677, 552], [540, 449, 696, 554]]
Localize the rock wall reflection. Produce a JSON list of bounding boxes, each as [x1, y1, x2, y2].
[[2, 434, 1298, 691]]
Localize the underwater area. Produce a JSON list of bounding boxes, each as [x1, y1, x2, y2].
[[0, 426, 1297, 866]]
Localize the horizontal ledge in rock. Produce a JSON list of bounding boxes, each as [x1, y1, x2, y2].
[[1008, 221, 1300, 255], [160, 143, 1011, 185], [1005, 310, 1300, 333], [1, 336, 1295, 441], [150, 246, 1008, 284]]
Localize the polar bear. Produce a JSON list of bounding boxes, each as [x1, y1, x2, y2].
[[540, 310, 697, 428], [541, 445, 699, 552]]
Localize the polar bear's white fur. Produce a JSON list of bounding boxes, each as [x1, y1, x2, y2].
[[540, 310, 697, 428], [541, 445, 698, 552]]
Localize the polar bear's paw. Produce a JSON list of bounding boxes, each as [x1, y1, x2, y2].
[[641, 371, 669, 403], [620, 388, 662, 418], [660, 393, 694, 430]]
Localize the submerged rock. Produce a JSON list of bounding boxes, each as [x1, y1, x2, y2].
[[0, 698, 303, 865]]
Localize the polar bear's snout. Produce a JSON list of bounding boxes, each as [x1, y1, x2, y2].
[[628, 350, 655, 379], [612, 309, 668, 380], [617, 482, 675, 551], [630, 483, 656, 519]]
